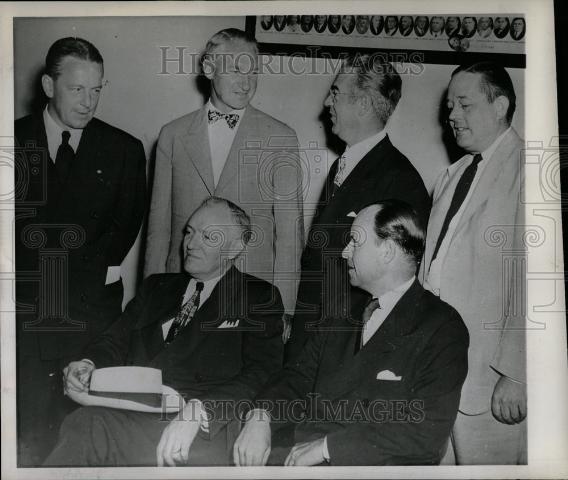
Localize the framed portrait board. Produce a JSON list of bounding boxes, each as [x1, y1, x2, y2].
[[246, 14, 526, 67]]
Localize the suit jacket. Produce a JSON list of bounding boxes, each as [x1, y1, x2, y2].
[[84, 266, 284, 438], [15, 113, 147, 359], [144, 105, 304, 314], [419, 128, 525, 415], [260, 281, 469, 465], [287, 135, 431, 360]]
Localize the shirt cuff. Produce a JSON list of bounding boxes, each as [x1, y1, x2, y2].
[[81, 358, 95, 368], [322, 436, 330, 462], [245, 408, 271, 423]]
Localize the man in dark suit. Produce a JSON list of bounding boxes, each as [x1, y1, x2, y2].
[[286, 54, 430, 361], [44, 197, 284, 466], [15, 37, 146, 466], [234, 200, 469, 466]]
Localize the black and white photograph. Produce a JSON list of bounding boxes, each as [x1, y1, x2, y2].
[[1, 1, 567, 479]]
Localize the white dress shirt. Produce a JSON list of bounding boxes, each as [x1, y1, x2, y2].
[[333, 128, 387, 187], [43, 106, 83, 160], [161, 276, 220, 340], [426, 127, 512, 294], [206, 100, 244, 188], [362, 275, 416, 345]]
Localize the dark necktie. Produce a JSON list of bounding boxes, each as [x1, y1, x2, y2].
[[208, 109, 240, 129], [355, 297, 381, 354], [432, 153, 483, 261], [55, 130, 74, 182], [165, 281, 204, 344]]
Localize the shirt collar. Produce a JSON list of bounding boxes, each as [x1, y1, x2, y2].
[[372, 275, 415, 312], [206, 99, 246, 117], [43, 105, 83, 154], [343, 128, 386, 163], [478, 126, 512, 163], [182, 274, 222, 304]]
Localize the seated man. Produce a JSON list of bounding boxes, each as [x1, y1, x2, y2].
[[234, 200, 469, 466], [44, 197, 284, 467]]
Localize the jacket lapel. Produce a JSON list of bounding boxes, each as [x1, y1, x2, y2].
[[180, 106, 215, 195], [452, 129, 522, 233], [215, 107, 254, 194]]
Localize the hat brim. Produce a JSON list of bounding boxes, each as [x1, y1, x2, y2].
[[66, 385, 184, 413]]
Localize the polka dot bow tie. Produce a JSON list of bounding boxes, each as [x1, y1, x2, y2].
[[207, 109, 240, 129]]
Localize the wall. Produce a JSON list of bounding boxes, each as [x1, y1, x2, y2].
[[13, 16, 525, 303]]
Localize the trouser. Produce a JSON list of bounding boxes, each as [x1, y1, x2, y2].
[[43, 406, 237, 467], [441, 410, 527, 465]]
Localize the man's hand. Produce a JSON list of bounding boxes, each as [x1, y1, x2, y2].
[[63, 360, 95, 394], [491, 375, 527, 424], [284, 437, 326, 466], [233, 410, 271, 466], [156, 399, 203, 466]]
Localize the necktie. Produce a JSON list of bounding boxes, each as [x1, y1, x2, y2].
[[165, 281, 204, 344], [331, 154, 347, 196], [431, 153, 483, 261], [55, 130, 74, 182], [355, 297, 381, 353], [208, 109, 240, 129]]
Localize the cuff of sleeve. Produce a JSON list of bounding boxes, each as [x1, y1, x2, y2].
[[81, 358, 95, 368], [245, 408, 271, 423]]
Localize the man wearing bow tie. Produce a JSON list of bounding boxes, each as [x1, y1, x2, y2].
[[234, 200, 468, 466], [286, 54, 430, 361], [44, 197, 284, 466], [14, 37, 147, 466], [145, 28, 303, 326]]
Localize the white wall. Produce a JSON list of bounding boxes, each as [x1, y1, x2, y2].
[[13, 16, 525, 303]]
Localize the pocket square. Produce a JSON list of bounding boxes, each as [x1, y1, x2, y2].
[[346, 211, 357, 218], [376, 370, 402, 381], [218, 319, 240, 329]]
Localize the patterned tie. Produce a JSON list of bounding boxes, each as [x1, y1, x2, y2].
[[431, 153, 483, 261], [55, 130, 74, 182], [333, 154, 347, 189], [165, 281, 204, 344], [208, 109, 240, 129], [355, 297, 381, 353]]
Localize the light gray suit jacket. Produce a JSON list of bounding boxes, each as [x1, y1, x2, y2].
[[419, 127, 525, 415], [145, 105, 304, 314]]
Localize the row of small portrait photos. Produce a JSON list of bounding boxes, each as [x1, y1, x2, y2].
[[259, 15, 526, 41]]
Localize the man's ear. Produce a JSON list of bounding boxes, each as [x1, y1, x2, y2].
[[382, 239, 397, 264], [202, 58, 216, 80], [41, 74, 54, 99], [357, 94, 373, 116], [493, 95, 510, 122]]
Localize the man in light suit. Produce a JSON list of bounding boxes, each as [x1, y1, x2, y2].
[[234, 200, 469, 466], [145, 28, 303, 321], [44, 197, 284, 466], [286, 54, 430, 361], [15, 37, 147, 466], [420, 62, 526, 464]]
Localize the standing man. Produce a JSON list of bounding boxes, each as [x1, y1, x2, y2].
[[145, 28, 303, 321], [15, 37, 147, 465], [286, 55, 430, 361], [234, 201, 469, 466], [420, 62, 526, 464], [44, 198, 284, 467]]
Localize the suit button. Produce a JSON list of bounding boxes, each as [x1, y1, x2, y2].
[[82, 254, 89, 261], [90, 211, 99, 219], [80, 293, 87, 302], [194, 374, 203, 382]]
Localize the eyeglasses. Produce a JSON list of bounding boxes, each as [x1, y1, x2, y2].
[[328, 88, 353, 102]]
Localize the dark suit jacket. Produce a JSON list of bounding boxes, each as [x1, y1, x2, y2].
[[287, 135, 430, 360], [84, 266, 284, 438], [15, 113, 147, 360], [260, 281, 469, 465]]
